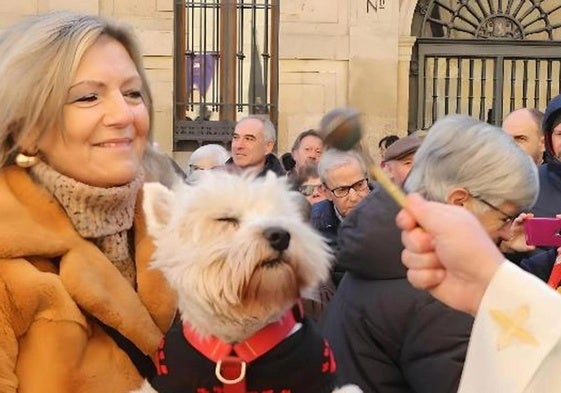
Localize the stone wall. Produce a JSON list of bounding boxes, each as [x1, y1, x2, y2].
[[279, 0, 415, 161]]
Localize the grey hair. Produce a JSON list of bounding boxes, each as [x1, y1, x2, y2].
[[405, 114, 538, 210], [318, 148, 368, 184], [0, 11, 153, 168], [188, 144, 230, 169], [237, 115, 276, 143]]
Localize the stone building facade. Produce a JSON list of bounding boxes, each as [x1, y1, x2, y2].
[[3, 1, 560, 166], [0, 0, 418, 165]]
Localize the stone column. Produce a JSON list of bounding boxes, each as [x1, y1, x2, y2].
[[397, 35, 416, 133]]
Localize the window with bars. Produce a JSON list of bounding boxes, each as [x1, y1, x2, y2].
[[173, 0, 279, 151]]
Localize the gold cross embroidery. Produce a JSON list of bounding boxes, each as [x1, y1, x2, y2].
[[489, 305, 538, 350]]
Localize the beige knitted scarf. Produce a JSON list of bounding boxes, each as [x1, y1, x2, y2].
[[30, 161, 143, 286]]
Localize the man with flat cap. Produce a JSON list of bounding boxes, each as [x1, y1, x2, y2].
[[380, 134, 423, 187]]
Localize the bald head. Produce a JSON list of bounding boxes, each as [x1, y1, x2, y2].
[[502, 108, 544, 165]]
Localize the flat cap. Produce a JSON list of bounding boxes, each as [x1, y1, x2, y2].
[[383, 135, 423, 162]]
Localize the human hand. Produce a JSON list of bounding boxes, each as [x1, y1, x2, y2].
[[499, 212, 536, 253], [396, 193, 505, 316]]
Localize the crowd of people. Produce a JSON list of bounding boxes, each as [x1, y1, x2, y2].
[[2, 8, 561, 393]]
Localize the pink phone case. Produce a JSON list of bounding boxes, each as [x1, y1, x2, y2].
[[524, 217, 561, 247]]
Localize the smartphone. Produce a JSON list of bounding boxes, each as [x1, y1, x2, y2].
[[524, 217, 561, 247]]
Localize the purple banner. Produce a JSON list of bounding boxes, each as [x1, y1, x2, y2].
[[187, 53, 215, 95]]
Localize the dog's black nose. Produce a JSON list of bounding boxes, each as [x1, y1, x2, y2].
[[263, 227, 290, 251]]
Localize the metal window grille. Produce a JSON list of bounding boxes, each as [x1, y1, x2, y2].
[[173, 0, 279, 150]]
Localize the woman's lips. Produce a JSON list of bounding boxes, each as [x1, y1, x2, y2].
[[93, 138, 132, 148]]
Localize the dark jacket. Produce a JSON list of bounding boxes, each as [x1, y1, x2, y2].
[[532, 94, 561, 217], [521, 248, 557, 283], [310, 200, 340, 250], [532, 163, 561, 217], [310, 200, 344, 285], [321, 184, 473, 393], [226, 153, 286, 177]]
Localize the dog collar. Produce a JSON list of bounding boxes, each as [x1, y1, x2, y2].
[[182, 306, 299, 363], [182, 303, 302, 392]]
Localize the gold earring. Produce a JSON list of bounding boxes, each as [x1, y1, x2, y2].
[[15, 152, 39, 168]]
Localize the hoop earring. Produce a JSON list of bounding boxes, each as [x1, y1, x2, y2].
[[15, 152, 39, 168]]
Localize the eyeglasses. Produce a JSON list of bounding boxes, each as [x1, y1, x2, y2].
[[469, 192, 517, 227], [299, 184, 321, 197], [327, 178, 369, 198]]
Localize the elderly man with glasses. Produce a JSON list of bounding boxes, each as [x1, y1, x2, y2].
[[321, 115, 538, 393], [310, 148, 371, 287]]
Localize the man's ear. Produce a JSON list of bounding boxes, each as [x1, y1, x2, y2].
[[445, 187, 470, 207], [380, 161, 395, 180], [142, 182, 175, 237], [265, 140, 274, 154]]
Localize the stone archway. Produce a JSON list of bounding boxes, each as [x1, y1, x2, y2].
[[399, 0, 420, 36], [396, 0, 420, 132]]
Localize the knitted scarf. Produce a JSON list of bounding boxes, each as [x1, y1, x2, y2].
[[30, 161, 143, 285]]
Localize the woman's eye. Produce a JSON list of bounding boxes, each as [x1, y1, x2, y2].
[[74, 94, 98, 103], [125, 90, 144, 100]]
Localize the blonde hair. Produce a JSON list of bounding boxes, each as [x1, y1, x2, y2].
[[0, 11, 153, 167]]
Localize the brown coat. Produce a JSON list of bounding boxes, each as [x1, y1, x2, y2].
[[0, 166, 177, 393]]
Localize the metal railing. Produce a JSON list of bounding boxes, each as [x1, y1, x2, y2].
[[416, 39, 561, 128]]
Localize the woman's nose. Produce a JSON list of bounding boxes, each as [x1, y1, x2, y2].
[[104, 93, 135, 127]]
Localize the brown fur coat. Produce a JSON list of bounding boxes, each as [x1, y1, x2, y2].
[[0, 166, 177, 393]]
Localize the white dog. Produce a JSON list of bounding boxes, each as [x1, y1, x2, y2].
[[133, 171, 361, 393]]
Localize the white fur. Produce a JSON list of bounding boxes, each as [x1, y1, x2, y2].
[[136, 171, 361, 393], [130, 380, 157, 393], [143, 171, 333, 342], [332, 385, 364, 393]]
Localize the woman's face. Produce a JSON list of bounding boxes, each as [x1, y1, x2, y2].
[[37, 35, 150, 187]]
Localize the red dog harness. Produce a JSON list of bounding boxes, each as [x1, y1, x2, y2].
[[182, 307, 298, 393], [151, 301, 338, 393]]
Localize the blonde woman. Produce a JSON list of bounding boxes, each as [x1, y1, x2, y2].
[[0, 11, 179, 393]]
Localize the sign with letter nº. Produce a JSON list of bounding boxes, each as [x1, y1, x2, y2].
[[367, 0, 387, 13]]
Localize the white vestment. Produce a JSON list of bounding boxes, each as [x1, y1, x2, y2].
[[458, 262, 561, 393]]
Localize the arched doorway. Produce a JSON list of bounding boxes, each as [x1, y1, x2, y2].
[[409, 0, 561, 130]]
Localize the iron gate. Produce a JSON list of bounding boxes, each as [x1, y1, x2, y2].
[[412, 0, 561, 130], [416, 39, 561, 129]]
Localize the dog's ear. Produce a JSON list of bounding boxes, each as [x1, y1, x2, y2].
[[142, 182, 175, 236]]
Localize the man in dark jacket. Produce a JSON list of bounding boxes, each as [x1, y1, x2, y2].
[[323, 185, 473, 393], [321, 115, 538, 393], [311, 148, 370, 286], [518, 94, 561, 288], [226, 115, 285, 177], [532, 94, 561, 217]]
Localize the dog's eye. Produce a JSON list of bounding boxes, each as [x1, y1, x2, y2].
[[217, 217, 239, 227]]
